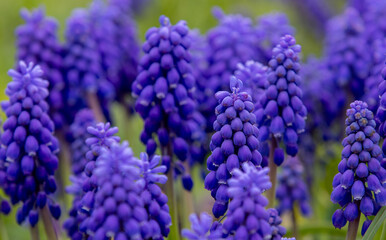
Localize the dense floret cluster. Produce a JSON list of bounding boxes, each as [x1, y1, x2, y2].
[[276, 157, 311, 216], [205, 77, 262, 218], [255, 35, 307, 165], [331, 101, 385, 235], [16, 8, 64, 129], [132, 15, 205, 190], [0, 62, 60, 226]]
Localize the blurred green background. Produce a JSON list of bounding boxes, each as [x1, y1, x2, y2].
[[2, 0, 384, 240]]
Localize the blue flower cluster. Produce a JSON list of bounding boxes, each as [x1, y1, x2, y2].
[[182, 212, 223, 240], [132, 15, 205, 190], [196, 8, 261, 131], [223, 162, 286, 239], [82, 142, 170, 239], [331, 101, 385, 235], [64, 122, 120, 239], [204, 77, 262, 218], [63, 8, 115, 123], [255, 35, 307, 165], [0, 62, 60, 226], [255, 13, 295, 63], [376, 65, 386, 164], [235, 60, 268, 108], [107, 0, 140, 102], [16, 8, 64, 130], [276, 157, 311, 216], [68, 109, 95, 175], [325, 8, 371, 99]]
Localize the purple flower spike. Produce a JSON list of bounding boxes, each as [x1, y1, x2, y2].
[[63, 8, 115, 124], [181, 212, 223, 240], [16, 8, 64, 130], [132, 15, 205, 191], [331, 100, 385, 235], [205, 76, 262, 218], [325, 8, 371, 99], [196, 8, 261, 133], [68, 109, 96, 175], [255, 13, 295, 62], [0, 62, 60, 225], [222, 162, 289, 239], [276, 157, 312, 217], [64, 121, 119, 239], [255, 35, 307, 162], [93, 0, 140, 103], [235, 60, 268, 109]]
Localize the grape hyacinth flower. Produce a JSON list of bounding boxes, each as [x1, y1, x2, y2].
[[80, 142, 171, 239], [0, 62, 60, 236], [139, 152, 172, 238], [198, 8, 260, 132], [68, 109, 96, 175], [255, 34, 307, 164], [63, 9, 115, 124], [107, 0, 139, 104], [181, 212, 223, 240], [63, 122, 120, 240], [376, 65, 386, 168], [276, 157, 311, 217], [235, 60, 268, 109], [132, 15, 205, 190], [204, 77, 262, 218], [16, 8, 64, 130], [223, 162, 288, 239], [331, 101, 385, 237], [255, 13, 295, 63], [301, 57, 345, 139], [324, 8, 371, 99]]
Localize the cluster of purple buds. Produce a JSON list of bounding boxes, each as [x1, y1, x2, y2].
[[198, 8, 260, 131], [301, 57, 345, 139], [64, 122, 120, 239], [181, 212, 223, 240], [204, 77, 262, 218], [68, 109, 96, 175], [276, 157, 312, 216], [255, 35, 307, 165], [139, 152, 172, 238], [235, 60, 268, 109], [324, 7, 371, 99], [89, 0, 140, 103], [331, 101, 386, 235], [16, 8, 64, 130], [376, 65, 386, 161], [132, 15, 205, 191], [223, 162, 287, 239], [81, 142, 171, 239], [62, 8, 115, 124], [0, 62, 61, 226], [255, 13, 295, 63]]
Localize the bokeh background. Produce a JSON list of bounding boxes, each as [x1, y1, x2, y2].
[[1, 0, 383, 239]]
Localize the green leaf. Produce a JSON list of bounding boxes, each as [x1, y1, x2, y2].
[[363, 206, 386, 240]]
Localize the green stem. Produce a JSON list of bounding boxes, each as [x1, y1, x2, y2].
[[346, 214, 360, 240], [162, 145, 180, 240], [291, 207, 299, 240], [181, 163, 195, 229], [57, 131, 71, 210], [30, 226, 40, 240], [86, 92, 105, 123], [267, 138, 278, 208], [0, 215, 9, 240], [40, 206, 58, 240], [380, 220, 386, 240]]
